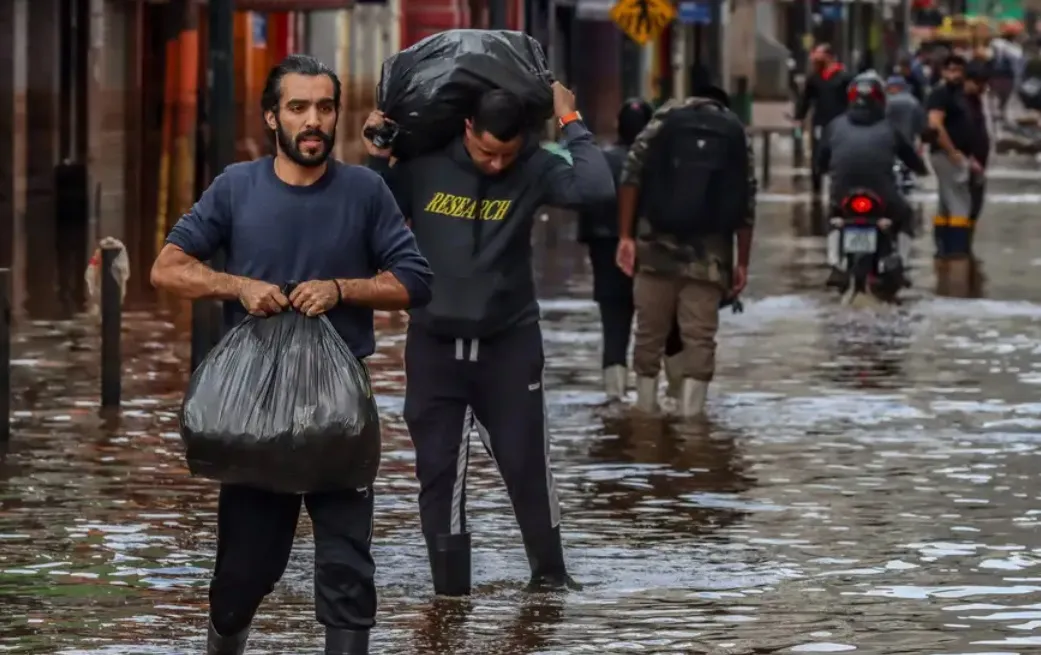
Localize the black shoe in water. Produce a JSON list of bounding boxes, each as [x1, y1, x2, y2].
[[522, 526, 583, 592], [206, 622, 249, 655], [325, 628, 370, 655], [525, 571, 584, 592]]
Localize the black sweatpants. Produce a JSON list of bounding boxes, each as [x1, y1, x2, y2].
[[403, 322, 562, 572], [208, 484, 376, 636], [587, 238, 683, 368]]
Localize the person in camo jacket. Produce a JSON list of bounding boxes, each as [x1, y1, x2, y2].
[[614, 84, 757, 418]]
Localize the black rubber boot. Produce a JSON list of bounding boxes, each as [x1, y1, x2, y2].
[[427, 532, 472, 597], [206, 621, 249, 655], [523, 526, 582, 592], [325, 628, 370, 655]]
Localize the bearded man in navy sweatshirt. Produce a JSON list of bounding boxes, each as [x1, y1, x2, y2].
[[151, 55, 432, 655], [364, 82, 614, 596]]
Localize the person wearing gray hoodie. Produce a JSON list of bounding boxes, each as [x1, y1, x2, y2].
[[885, 75, 927, 146]]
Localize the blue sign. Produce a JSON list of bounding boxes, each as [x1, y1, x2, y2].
[[252, 14, 267, 48], [678, 1, 712, 25], [820, 2, 843, 21]]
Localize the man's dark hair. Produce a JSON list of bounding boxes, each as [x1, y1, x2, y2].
[[472, 90, 526, 142], [945, 54, 967, 69], [618, 98, 653, 146], [260, 54, 342, 117]]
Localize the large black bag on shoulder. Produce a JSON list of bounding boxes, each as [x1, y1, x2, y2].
[[375, 29, 554, 160], [179, 311, 381, 494], [642, 99, 751, 238]]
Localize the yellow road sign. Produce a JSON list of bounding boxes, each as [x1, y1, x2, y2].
[[610, 0, 677, 46]]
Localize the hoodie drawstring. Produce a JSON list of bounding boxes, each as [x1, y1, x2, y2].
[[471, 176, 489, 256], [454, 338, 480, 362]]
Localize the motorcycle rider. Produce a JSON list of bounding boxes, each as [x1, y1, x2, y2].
[[817, 72, 928, 290]]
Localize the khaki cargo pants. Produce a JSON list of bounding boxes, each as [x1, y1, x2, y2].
[[632, 271, 723, 382]]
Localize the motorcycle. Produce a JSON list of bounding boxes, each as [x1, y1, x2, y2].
[[826, 189, 908, 303]]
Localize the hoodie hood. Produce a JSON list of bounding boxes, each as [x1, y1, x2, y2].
[[847, 103, 886, 126]]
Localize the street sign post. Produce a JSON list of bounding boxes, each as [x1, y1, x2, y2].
[[610, 0, 677, 46]]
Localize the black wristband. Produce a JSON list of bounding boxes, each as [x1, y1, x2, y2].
[[333, 280, 343, 305]]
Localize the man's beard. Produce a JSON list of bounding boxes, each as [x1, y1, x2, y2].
[[275, 119, 335, 168]]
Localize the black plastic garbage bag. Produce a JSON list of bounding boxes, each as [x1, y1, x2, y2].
[[373, 28, 554, 159], [180, 311, 381, 494]]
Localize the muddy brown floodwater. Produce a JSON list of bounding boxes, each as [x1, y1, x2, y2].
[[5, 157, 1041, 654]]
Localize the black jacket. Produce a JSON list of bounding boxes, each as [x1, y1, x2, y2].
[[818, 105, 928, 205], [796, 64, 853, 128], [577, 143, 627, 242]]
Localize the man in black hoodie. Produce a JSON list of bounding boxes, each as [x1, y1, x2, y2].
[[364, 82, 614, 596], [795, 44, 853, 194]]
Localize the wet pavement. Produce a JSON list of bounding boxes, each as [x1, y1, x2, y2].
[[5, 157, 1041, 653]]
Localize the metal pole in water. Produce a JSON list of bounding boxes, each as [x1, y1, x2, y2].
[[191, 0, 235, 374], [761, 130, 771, 190], [100, 246, 121, 408], [0, 268, 10, 455]]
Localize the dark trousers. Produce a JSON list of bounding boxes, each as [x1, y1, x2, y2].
[[970, 176, 986, 222], [403, 323, 564, 576], [208, 484, 376, 636], [587, 238, 682, 369], [811, 126, 825, 195]]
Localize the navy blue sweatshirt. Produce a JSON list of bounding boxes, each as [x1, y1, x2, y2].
[[370, 121, 614, 339], [166, 157, 433, 358]]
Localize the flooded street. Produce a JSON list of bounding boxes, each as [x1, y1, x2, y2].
[[6, 157, 1041, 654]]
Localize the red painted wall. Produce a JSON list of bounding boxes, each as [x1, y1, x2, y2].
[[399, 0, 524, 50]]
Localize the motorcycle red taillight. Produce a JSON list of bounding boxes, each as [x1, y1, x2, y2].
[[848, 195, 874, 214]]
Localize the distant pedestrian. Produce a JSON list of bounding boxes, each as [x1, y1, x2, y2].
[[616, 85, 756, 418], [578, 98, 684, 402], [794, 44, 853, 195], [926, 54, 976, 257]]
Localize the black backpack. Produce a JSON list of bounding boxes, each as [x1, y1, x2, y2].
[[642, 99, 750, 238]]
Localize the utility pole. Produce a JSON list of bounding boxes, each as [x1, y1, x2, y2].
[[190, 0, 235, 373]]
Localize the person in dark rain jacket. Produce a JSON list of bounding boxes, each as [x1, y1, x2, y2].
[[795, 44, 853, 193], [364, 82, 614, 597]]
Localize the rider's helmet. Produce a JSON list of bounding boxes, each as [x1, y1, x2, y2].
[[846, 71, 887, 111]]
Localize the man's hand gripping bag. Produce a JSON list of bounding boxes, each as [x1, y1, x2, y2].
[[179, 312, 381, 493]]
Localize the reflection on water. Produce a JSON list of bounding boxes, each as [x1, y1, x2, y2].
[[3, 162, 1041, 652]]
